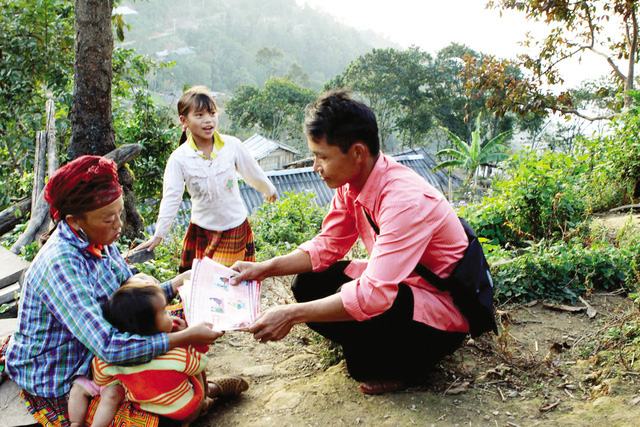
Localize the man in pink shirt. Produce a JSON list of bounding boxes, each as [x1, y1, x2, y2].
[[232, 89, 469, 394]]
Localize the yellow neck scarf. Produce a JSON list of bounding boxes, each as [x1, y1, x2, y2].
[[187, 131, 225, 159]]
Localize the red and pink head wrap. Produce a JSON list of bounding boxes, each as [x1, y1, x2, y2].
[[44, 155, 123, 221]]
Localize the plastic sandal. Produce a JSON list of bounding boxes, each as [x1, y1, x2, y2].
[[208, 375, 249, 398]]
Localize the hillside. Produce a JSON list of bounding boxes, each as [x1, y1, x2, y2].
[[117, 0, 398, 95]]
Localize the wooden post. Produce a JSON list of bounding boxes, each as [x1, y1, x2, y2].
[[32, 131, 47, 213], [46, 99, 59, 177], [0, 197, 30, 236], [10, 190, 50, 254]]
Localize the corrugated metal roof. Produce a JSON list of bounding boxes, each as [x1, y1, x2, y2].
[[238, 147, 459, 214], [243, 134, 300, 161], [144, 147, 459, 235]]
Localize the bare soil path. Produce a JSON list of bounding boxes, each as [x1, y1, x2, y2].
[[196, 277, 640, 426]]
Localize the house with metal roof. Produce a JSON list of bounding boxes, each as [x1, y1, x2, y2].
[[243, 134, 301, 171]]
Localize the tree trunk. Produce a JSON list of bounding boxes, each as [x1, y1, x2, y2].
[[10, 190, 50, 254], [69, 0, 143, 240], [69, 0, 115, 159], [0, 197, 30, 237]]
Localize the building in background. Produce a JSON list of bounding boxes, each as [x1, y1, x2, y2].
[[243, 134, 301, 171]]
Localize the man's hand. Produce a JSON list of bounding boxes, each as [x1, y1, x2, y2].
[[246, 305, 297, 343], [230, 261, 270, 284], [230, 250, 313, 285]]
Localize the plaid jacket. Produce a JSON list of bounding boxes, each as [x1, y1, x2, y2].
[[6, 221, 172, 398]]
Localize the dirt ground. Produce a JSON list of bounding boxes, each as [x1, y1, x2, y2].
[[196, 283, 640, 426], [192, 212, 640, 426]]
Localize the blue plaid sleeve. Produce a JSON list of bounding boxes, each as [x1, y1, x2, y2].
[[40, 248, 169, 365]]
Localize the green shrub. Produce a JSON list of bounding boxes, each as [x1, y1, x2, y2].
[[251, 191, 327, 261], [461, 150, 590, 247], [126, 226, 186, 283], [0, 170, 33, 212], [491, 239, 640, 305], [114, 88, 179, 226]]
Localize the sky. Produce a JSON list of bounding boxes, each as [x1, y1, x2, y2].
[[295, 0, 615, 88]]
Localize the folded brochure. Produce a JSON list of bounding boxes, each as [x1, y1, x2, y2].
[[178, 257, 261, 330]]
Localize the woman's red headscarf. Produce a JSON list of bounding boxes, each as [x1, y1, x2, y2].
[[44, 155, 123, 220]]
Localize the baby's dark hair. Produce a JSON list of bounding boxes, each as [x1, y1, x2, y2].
[[102, 283, 165, 336], [177, 85, 218, 145]]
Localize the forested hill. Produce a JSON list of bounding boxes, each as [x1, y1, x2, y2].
[[119, 0, 397, 95]]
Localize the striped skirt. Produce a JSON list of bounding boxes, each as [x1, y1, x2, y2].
[[179, 218, 256, 271], [20, 389, 159, 427]]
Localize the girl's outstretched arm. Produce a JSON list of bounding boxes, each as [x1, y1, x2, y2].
[[134, 236, 163, 252], [235, 140, 277, 198]]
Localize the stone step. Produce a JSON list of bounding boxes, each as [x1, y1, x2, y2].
[[0, 246, 30, 291], [0, 282, 20, 305], [1, 319, 36, 426], [0, 378, 38, 427]]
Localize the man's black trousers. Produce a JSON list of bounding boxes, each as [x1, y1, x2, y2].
[[291, 261, 467, 382]]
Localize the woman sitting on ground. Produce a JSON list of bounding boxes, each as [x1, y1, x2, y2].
[[4, 155, 247, 426]]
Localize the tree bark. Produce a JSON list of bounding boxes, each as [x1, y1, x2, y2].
[[105, 144, 145, 240], [10, 190, 49, 254], [69, 0, 143, 240], [69, 0, 115, 159]]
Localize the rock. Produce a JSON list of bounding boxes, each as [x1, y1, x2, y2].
[[0, 246, 30, 290], [0, 318, 18, 340], [274, 354, 317, 375], [241, 364, 275, 377], [264, 389, 302, 411], [602, 378, 621, 395], [0, 379, 38, 426], [592, 396, 613, 407]]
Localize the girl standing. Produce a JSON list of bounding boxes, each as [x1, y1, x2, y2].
[[136, 86, 277, 270]]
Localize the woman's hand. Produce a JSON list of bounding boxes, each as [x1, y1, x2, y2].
[[264, 190, 277, 203], [168, 322, 224, 349], [187, 323, 225, 343], [135, 236, 162, 252], [170, 270, 191, 294]]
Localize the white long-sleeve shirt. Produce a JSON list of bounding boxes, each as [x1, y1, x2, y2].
[[153, 133, 276, 238]]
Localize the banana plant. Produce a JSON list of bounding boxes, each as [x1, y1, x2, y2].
[[434, 116, 512, 188]]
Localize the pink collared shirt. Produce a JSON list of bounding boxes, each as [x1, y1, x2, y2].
[[298, 154, 469, 332]]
